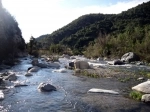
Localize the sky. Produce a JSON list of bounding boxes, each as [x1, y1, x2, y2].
[[2, 0, 150, 42]]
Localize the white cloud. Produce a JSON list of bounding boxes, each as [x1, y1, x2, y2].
[[2, 0, 149, 42]]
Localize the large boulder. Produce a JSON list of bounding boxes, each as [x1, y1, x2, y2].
[[141, 94, 150, 102], [121, 52, 140, 63], [38, 83, 56, 92], [74, 60, 90, 69], [132, 81, 150, 93]]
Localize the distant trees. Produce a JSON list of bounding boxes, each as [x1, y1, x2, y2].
[[35, 1, 150, 62]]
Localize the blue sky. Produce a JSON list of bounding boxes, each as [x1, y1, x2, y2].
[[2, 0, 149, 42]]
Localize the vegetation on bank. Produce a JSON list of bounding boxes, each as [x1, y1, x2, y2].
[[0, 0, 25, 64], [31, 1, 150, 62]]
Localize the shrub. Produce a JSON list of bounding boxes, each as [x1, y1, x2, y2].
[[129, 91, 142, 101]]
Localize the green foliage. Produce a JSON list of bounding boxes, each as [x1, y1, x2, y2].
[[0, 0, 25, 63], [36, 1, 150, 62], [129, 91, 143, 101]]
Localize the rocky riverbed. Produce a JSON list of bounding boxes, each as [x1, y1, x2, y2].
[[0, 56, 150, 112]]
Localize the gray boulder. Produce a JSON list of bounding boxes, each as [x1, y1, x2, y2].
[[132, 81, 150, 93], [141, 94, 150, 102], [74, 60, 90, 69], [38, 83, 56, 92], [121, 52, 140, 63]]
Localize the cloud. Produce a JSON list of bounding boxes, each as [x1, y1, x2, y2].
[[2, 0, 150, 42]]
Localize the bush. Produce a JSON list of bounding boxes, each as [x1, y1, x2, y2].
[[129, 91, 142, 101]]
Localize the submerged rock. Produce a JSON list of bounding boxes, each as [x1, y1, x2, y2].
[[38, 83, 56, 92], [132, 81, 150, 93], [88, 88, 119, 95]]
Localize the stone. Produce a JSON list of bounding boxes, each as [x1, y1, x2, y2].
[[0, 90, 4, 100], [74, 60, 90, 69], [38, 83, 56, 92], [70, 56, 76, 59], [141, 94, 150, 102], [132, 81, 150, 93], [37, 63, 47, 68], [53, 68, 67, 73], [28, 66, 40, 72], [47, 62, 60, 68], [69, 62, 74, 68], [4, 73, 17, 81], [31, 58, 39, 66], [25, 73, 33, 76], [88, 88, 119, 95], [113, 60, 124, 65], [121, 52, 140, 63], [137, 77, 144, 80]]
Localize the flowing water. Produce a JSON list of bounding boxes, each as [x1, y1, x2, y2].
[[0, 57, 150, 112]]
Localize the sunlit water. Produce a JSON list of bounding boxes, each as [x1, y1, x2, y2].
[[0, 57, 150, 112]]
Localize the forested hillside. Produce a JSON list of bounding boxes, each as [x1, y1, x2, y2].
[[36, 1, 150, 62], [0, 0, 25, 64]]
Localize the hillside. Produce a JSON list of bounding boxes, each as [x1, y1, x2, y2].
[[36, 1, 150, 61], [0, 0, 25, 64]]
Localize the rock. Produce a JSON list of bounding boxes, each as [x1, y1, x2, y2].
[[132, 81, 150, 93], [141, 94, 150, 102], [97, 57, 103, 61], [113, 60, 124, 65], [62, 54, 70, 59], [74, 60, 90, 69], [28, 66, 40, 72], [47, 62, 60, 68], [121, 52, 140, 63], [25, 73, 33, 76], [69, 62, 74, 68], [88, 88, 119, 95], [4, 73, 17, 81], [37, 63, 47, 68], [74, 69, 81, 73], [31, 58, 39, 66], [38, 83, 56, 92], [70, 56, 76, 59], [137, 77, 144, 80], [53, 68, 67, 73], [0, 90, 4, 100]]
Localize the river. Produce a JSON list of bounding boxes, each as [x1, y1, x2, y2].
[[0, 57, 150, 112]]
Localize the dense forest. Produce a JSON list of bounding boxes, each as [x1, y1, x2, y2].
[[35, 1, 150, 62], [0, 0, 25, 64]]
